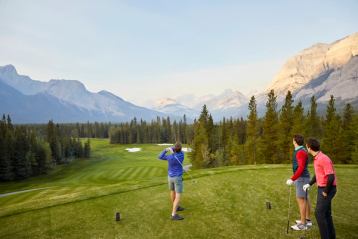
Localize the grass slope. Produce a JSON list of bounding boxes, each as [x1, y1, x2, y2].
[[0, 139, 357, 238]]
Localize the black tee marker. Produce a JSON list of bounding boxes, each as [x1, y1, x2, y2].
[[115, 212, 121, 221]]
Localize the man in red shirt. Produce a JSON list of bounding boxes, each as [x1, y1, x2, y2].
[[303, 138, 337, 239], [286, 135, 312, 230]]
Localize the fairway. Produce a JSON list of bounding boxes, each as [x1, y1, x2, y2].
[[0, 139, 357, 239]]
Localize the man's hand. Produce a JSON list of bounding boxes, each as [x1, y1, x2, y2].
[[286, 179, 294, 186], [322, 191, 327, 198], [303, 184, 310, 192], [166, 147, 174, 153]]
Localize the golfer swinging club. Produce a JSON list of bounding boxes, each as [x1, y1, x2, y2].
[[158, 142, 185, 220], [286, 135, 312, 230]]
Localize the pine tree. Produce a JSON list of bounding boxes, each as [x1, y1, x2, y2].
[[13, 127, 31, 179], [190, 105, 212, 168], [246, 96, 258, 164], [260, 90, 279, 163], [228, 127, 240, 165], [341, 104, 355, 163], [278, 91, 294, 163], [292, 101, 305, 136], [84, 138, 91, 158], [47, 120, 60, 164], [322, 95, 344, 163], [0, 115, 14, 181], [34, 140, 52, 174], [306, 96, 322, 138], [352, 113, 358, 163]]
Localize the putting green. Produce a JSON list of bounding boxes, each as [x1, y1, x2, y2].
[[0, 139, 357, 238]]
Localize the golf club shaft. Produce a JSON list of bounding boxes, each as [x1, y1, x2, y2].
[[287, 185, 292, 234], [174, 155, 194, 181], [304, 188, 308, 238]]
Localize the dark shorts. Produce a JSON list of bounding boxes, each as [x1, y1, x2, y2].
[[295, 177, 310, 198], [168, 175, 183, 193]]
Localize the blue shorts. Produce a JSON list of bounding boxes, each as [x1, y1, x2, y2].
[[295, 177, 310, 198], [168, 176, 183, 193]]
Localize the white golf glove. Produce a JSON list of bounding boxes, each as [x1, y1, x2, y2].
[[286, 179, 294, 186], [303, 184, 310, 192], [166, 147, 174, 153]]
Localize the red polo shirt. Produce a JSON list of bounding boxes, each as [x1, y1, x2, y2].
[[313, 151, 337, 187]]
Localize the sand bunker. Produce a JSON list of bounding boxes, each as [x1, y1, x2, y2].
[[125, 148, 142, 152]]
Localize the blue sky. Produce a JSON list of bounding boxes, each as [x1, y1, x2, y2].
[[0, 0, 357, 106]]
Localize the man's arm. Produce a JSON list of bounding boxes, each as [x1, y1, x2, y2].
[[158, 149, 175, 161], [158, 149, 168, 160], [324, 174, 335, 194], [309, 175, 316, 186], [291, 151, 307, 181]]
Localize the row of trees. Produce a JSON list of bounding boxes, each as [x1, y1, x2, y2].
[[0, 117, 91, 181], [47, 120, 91, 164], [190, 91, 358, 168], [109, 116, 194, 144]]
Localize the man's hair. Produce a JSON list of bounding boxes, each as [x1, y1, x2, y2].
[[293, 134, 304, 146], [174, 142, 182, 152], [306, 138, 320, 152]]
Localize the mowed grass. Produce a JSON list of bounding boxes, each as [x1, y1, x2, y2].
[[0, 139, 357, 239]]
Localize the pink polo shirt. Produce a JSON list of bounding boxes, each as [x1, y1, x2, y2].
[[313, 151, 337, 187]]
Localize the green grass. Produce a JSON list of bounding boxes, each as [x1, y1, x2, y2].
[[0, 139, 357, 238]]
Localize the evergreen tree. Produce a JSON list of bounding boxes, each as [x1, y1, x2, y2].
[[341, 104, 355, 163], [34, 140, 52, 174], [352, 113, 358, 163], [246, 96, 258, 164], [0, 115, 14, 181], [84, 138, 91, 158], [278, 91, 294, 163], [260, 90, 279, 163], [190, 105, 212, 168], [13, 127, 31, 179], [292, 101, 305, 136], [306, 96, 322, 138], [47, 120, 61, 164], [322, 95, 344, 163]]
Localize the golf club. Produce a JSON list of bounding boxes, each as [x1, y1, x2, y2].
[[301, 188, 309, 239], [173, 154, 197, 183], [287, 185, 292, 234]]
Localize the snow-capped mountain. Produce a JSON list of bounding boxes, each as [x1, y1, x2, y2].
[[153, 89, 248, 120], [197, 89, 248, 111], [153, 98, 198, 118], [0, 65, 166, 123]]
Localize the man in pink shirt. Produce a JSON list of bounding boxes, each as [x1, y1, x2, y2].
[[303, 138, 337, 239]]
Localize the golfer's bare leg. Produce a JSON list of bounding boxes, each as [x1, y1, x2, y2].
[[305, 198, 311, 220], [297, 197, 306, 224], [171, 192, 181, 216], [170, 190, 176, 203]]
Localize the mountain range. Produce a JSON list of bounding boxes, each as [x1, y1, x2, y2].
[[0, 65, 166, 123], [156, 32, 358, 119], [1, 32, 357, 123]]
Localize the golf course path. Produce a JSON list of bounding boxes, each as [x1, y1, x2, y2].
[[0, 187, 52, 198]]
